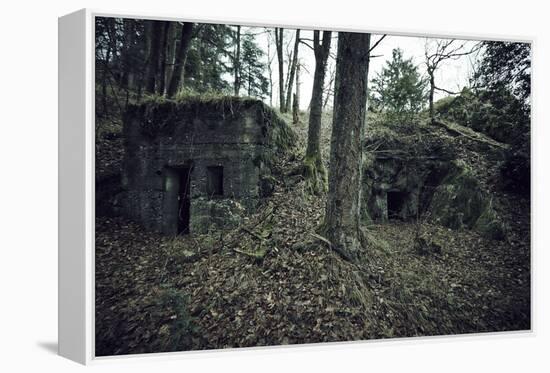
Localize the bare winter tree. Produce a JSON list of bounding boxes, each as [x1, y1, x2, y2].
[[285, 29, 301, 113], [322, 61, 336, 109], [323, 32, 371, 263], [233, 25, 241, 96], [164, 23, 178, 92], [424, 39, 481, 122], [265, 29, 275, 106], [275, 28, 286, 112], [166, 22, 195, 98], [302, 30, 332, 193], [157, 22, 171, 95], [321, 34, 385, 110], [292, 61, 301, 124], [120, 18, 136, 91], [145, 20, 166, 94]]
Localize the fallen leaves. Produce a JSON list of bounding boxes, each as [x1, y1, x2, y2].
[[95, 115, 530, 356]]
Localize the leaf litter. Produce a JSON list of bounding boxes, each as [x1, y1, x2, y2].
[[95, 113, 530, 356]]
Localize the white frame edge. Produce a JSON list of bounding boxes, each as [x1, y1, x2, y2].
[[58, 8, 94, 365]]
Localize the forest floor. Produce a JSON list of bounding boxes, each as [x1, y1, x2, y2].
[[95, 111, 530, 356]]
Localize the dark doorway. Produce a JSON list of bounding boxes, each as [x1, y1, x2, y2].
[[163, 165, 193, 235], [387, 191, 407, 220], [177, 167, 192, 234]]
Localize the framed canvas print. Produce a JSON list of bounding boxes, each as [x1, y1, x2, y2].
[[59, 8, 532, 364]]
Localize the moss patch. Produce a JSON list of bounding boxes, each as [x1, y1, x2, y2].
[[302, 153, 328, 195], [429, 161, 505, 240], [126, 95, 297, 145]]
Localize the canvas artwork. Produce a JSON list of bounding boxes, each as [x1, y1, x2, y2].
[[94, 15, 531, 356]]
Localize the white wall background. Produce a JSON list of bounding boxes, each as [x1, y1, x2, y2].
[[0, 0, 548, 371]]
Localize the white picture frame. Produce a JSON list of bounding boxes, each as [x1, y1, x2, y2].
[[58, 8, 533, 365]]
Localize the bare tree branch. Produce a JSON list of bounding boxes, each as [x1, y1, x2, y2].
[[434, 86, 460, 95], [299, 40, 315, 52], [369, 34, 387, 53]]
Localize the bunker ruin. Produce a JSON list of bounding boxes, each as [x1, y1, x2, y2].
[[361, 120, 506, 240], [121, 97, 295, 235]]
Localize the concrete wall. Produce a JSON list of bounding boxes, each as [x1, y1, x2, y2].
[[362, 156, 446, 222], [122, 99, 286, 235]]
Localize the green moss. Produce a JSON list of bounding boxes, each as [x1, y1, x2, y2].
[[127, 95, 297, 154], [302, 153, 327, 195], [127, 95, 262, 137], [429, 160, 504, 240], [430, 162, 486, 229], [260, 105, 297, 151], [364, 230, 391, 255], [474, 201, 506, 240]]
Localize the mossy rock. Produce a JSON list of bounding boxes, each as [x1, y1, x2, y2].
[[430, 166, 486, 230], [190, 198, 246, 234], [474, 202, 506, 240], [429, 161, 504, 240]]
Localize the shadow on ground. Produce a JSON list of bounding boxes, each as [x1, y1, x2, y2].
[[37, 341, 58, 355]]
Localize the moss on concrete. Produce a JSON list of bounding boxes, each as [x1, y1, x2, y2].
[[429, 161, 504, 240]]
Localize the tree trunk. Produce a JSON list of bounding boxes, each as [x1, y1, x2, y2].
[[285, 29, 300, 112], [428, 72, 435, 123], [292, 62, 301, 124], [102, 44, 111, 117], [234, 25, 241, 96], [247, 65, 252, 96], [303, 31, 332, 193], [145, 21, 165, 94], [166, 23, 195, 98], [120, 19, 135, 90], [164, 22, 178, 93], [324, 32, 371, 263], [157, 22, 171, 95], [275, 28, 286, 112], [266, 30, 274, 107]]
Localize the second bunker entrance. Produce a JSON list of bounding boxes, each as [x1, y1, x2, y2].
[[387, 191, 408, 220]]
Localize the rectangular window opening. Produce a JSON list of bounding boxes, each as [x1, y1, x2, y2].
[[206, 166, 224, 197]]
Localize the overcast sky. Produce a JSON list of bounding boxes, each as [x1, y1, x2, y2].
[[244, 27, 482, 110]]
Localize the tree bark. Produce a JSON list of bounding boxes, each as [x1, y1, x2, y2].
[[166, 23, 195, 98], [275, 28, 286, 112], [267, 34, 274, 107], [120, 19, 135, 90], [428, 71, 435, 123], [292, 62, 301, 124], [285, 29, 300, 112], [164, 22, 178, 93], [101, 19, 114, 117], [102, 45, 111, 117], [157, 22, 171, 95], [324, 32, 371, 262], [145, 21, 165, 94], [303, 31, 332, 192], [234, 25, 241, 96]]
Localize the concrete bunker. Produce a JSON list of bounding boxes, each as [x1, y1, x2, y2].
[[362, 154, 429, 223], [361, 120, 506, 240], [121, 97, 295, 235]]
